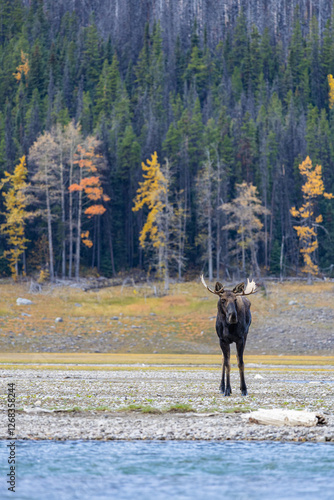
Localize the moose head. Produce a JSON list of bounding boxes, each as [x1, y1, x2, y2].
[[201, 275, 258, 325]]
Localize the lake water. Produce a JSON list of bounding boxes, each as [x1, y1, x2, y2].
[[1, 440, 334, 500]]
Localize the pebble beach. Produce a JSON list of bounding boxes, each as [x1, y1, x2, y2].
[[1, 363, 334, 442]]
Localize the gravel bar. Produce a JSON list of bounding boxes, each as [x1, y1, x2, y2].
[[1, 367, 334, 442]]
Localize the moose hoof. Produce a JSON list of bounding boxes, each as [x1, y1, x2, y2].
[[241, 389, 248, 396], [224, 388, 232, 397]]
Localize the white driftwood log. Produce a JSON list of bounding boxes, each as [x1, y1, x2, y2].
[[242, 409, 327, 427]]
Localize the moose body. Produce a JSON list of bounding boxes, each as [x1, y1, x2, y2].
[[201, 276, 257, 396]]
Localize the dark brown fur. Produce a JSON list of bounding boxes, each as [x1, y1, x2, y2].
[[215, 283, 252, 396]]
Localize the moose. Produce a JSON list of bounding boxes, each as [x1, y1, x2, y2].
[[201, 275, 258, 396]]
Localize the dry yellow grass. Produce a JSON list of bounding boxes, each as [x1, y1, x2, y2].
[[0, 352, 333, 366], [0, 279, 333, 355]]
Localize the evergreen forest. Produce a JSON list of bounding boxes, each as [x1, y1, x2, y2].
[[1, 0, 334, 283]]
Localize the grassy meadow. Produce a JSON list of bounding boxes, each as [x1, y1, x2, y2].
[[0, 279, 333, 357]]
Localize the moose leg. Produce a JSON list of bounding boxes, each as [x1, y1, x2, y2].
[[221, 344, 232, 396], [236, 341, 247, 396], [219, 354, 225, 394]]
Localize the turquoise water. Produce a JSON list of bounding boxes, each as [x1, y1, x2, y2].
[[1, 440, 334, 500]]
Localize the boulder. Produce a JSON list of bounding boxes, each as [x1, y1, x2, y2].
[[16, 298, 33, 305]]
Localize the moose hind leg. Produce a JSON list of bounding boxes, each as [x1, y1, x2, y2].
[[236, 341, 247, 396]]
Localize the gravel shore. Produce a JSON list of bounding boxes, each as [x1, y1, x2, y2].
[[1, 365, 334, 442]]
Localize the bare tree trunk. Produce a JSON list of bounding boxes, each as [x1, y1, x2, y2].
[[268, 178, 276, 270], [68, 155, 74, 278], [264, 188, 268, 272], [59, 148, 66, 279], [216, 150, 222, 280], [178, 211, 183, 280], [45, 183, 54, 281], [208, 212, 213, 281], [91, 217, 97, 268], [75, 163, 82, 280], [241, 226, 245, 275], [22, 249, 26, 276], [251, 239, 261, 277], [97, 215, 101, 271], [207, 156, 213, 281], [179, 190, 187, 280], [280, 235, 285, 282], [164, 238, 169, 292], [106, 210, 115, 275]]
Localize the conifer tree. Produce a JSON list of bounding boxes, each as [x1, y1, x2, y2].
[[117, 125, 141, 267], [196, 152, 215, 280]]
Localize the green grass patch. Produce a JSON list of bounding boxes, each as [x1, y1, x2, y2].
[[66, 406, 82, 412], [118, 403, 162, 414], [164, 403, 195, 413]]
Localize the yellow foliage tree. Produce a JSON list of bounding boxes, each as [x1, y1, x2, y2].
[[13, 51, 29, 84], [133, 151, 167, 249], [290, 156, 333, 276], [133, 152, 171, 289], [0, 156, 31, 279]]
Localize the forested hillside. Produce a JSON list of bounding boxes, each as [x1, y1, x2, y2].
[[1, 0, 334, 281]]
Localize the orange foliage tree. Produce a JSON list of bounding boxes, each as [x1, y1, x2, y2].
[[68, 138, 109, 278], [290, 156, 333, 276]]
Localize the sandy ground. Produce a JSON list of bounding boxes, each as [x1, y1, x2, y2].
[[1, 359, 334, 442]]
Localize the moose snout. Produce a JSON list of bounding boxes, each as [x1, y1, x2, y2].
[[228, 312, 238, 324]]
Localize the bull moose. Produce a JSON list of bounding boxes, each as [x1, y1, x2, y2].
[[201, 275, 258, 396]]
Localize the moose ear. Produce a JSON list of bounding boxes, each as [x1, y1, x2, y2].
[[232, 282, 245, 294], [215, 281, 224, 292]]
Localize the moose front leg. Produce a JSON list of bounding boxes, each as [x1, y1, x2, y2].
[[220, 343, 232, 396], [236, 341, 247, 396]]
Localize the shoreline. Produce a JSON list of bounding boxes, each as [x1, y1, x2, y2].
[[1, 411, 333, 443]]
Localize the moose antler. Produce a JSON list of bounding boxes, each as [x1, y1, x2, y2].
[[200, 275, 224, 295], [234, 278, 258, 296]]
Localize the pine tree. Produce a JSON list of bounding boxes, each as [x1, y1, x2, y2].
[[83, 22, 101, 93], [116, 125, 141, 267], [249, 25, 261, 93], [237, 112, 257, 183], [195, 151, 215, 280], [288, 16, 306, 94]]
